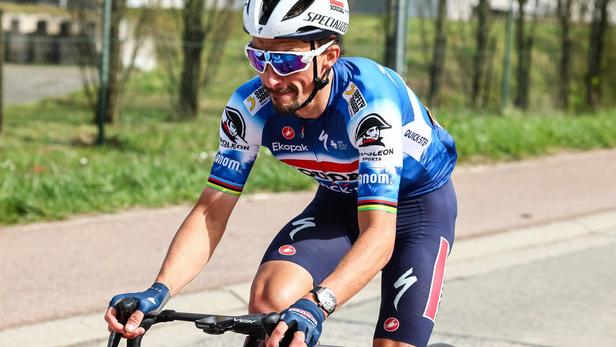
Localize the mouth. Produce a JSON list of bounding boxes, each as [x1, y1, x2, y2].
[[268, 87, 296, 99]]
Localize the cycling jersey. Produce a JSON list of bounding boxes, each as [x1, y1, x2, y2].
[[207, 57, 457, 213]]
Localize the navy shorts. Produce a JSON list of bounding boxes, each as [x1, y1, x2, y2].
[[261, 180, 457, 347]]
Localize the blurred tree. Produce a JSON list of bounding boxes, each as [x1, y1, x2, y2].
[[383, 0, 397, 69], [0, 9, 3, 134], [429, 0, 448, 105], [514, 0, 539, 110], [472, 0, 491, 106], [585, 0, 613, 110], [178, 0, 205, 120], [156, 0, 234, 120], [100, 0, 126, 124], [556, 0, 574, 110], [72, 0, 152, 125]]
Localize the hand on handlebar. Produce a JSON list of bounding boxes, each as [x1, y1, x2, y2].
[[104, 283, 170, 339], [267, 299, 325, 347]]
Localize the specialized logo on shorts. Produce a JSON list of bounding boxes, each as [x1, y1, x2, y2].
[[393, 267, 418, 311], [355, 114, 392, 147], [342, 82, 367, 118], [221, 107, 247, 144], [282, 126, 296, 140], [278, 245, 296, 256], [244, 86, 271, 116], [383, 317, 400, 332], [290, 217, 315, 241]]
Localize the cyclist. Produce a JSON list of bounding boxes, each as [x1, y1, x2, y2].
[[105, 1, 458, 346]]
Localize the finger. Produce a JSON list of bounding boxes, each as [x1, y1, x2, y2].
[[290, 330, 307, 347], [123, 326, 146, 339], [124, 310, 144, 333], [265, 321, 288, 347], [104, 307, 124, 333]]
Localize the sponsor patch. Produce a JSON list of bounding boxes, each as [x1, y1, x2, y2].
[[355, 113, 392, 147], [243, 86, 271, 116], [214, 153, 241, 171], [282, 126, 296, 140], [221, 107, 247, 144], [383, 317, 400, 332], [342, 82, 367, 118], [278, 245, 296, 256], [272, 142, 309, 153], [329, 0, 347, 13], [358, 171, 393, 185]]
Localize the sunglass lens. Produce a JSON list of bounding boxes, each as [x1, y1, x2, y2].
[[270, 53, 308, 75], [246, 49, 266, 73]]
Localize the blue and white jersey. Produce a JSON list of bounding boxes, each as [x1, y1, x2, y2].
[[207, 57, 457, 214]]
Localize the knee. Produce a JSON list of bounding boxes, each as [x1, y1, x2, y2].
[[248, 278, 299, 313]]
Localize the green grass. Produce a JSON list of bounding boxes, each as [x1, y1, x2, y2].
[[1, 12, 616, 225]]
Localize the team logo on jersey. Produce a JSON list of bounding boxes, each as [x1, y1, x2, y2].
[[244, 86, 271, 116], [282, 126, 296, 140], [355, 113, 392, 147], [383, 317, 400, 332], [278, 245, 296, 256], [221, 107, 247, 144], [342, 82, 367, 118]]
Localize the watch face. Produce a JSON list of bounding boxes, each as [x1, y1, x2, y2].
[[317, 287, 337, 313]]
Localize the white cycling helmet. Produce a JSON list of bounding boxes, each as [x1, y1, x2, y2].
[[243, 0, 349, 40]]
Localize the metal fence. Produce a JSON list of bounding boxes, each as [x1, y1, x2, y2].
[[1, 0, 615, 126]]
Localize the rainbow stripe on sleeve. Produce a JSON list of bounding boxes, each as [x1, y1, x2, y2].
[[357, 197, 398, 214], [206, 175, 244, 196]]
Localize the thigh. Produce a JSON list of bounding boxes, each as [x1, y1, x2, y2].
[[375, 181, 457, 347], [259, 191, 359, 285]]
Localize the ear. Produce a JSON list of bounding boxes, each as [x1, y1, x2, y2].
[[322, 44, 341, 71]]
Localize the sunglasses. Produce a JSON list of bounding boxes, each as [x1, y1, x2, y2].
[[244, 40, 335, 76]]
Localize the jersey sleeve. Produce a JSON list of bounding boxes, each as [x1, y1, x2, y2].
[[347, 79, 404, 214], [206, 89, 264, 196]]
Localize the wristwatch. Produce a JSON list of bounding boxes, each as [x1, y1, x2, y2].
[[310, 286, 337, 315]]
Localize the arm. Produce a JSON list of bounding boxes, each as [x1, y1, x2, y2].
[[314, 209, 395, 307], [155, 186, 240, 296], [105, 187, 239, 338]]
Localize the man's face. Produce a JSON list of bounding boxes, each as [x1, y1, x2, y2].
[[250, 38, 328, 114], [225, 118, 238, 136], [364, 126, 379, 141]]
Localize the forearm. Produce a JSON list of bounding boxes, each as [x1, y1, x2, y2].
[[156, 189, 237, 296], [318, 212, 396, 307]]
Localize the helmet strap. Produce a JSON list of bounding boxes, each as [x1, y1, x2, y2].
[[297, 40, 331, 111]]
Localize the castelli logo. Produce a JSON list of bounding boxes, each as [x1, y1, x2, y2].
[[282, 126, 295, 140], [278, 245, 296, 256], [383, 317, 400, 332]]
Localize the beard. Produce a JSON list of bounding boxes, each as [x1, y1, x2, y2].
[[266, 86, 302, 114]]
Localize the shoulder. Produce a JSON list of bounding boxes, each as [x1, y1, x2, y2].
[[220, 77, 273, 146], [336, 57, 406, 118], [226, 76, 273, 119]]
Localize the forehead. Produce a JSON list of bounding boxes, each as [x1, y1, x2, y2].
[[250, 37, 311, 51]]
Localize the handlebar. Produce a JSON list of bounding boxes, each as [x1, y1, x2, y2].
[[107, 298, 283, 347]]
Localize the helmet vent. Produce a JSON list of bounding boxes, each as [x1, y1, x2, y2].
[[259, 0, 280, 26], [283, 0, 316, 21]]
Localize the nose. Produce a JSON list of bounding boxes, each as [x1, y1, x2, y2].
[[260, 65, 284, 90]]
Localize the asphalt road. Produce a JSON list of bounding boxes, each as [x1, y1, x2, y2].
[[2, 64, 83, 105]]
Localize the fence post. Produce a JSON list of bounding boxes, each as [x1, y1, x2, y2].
[[394, 0, 409, 78], [1, 9, 4, 134], [97, 0, 112, 145]]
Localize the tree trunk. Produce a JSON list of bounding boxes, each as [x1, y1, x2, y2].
[[384, 0, 397, 68], [429, 0, 448, 105], [472, 0, 490, 106], [0, 9, 4, 134], [514, 0, 531, 109], [556, 0, 574, 110], [178, 0, 206, 120], [585, 0, 612, 110], [96, 0, 125, 124]]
